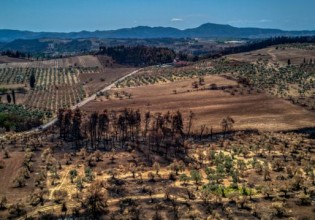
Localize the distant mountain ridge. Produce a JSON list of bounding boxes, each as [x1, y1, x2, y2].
[[1, 23, 315, 42]]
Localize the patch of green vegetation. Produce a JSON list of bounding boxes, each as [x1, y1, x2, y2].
[[0, 103, 46, 132], [0, 88, 9, 93]]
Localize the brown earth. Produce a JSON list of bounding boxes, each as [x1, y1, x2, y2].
[[0, 151, 33, 202], [81, 75, 315, 132], [80, 67, 136, 96], [0, 56, 28, 64], [228, 46, 315, 65]]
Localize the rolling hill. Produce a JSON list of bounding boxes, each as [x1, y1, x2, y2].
[[1, 23, 315, 42]]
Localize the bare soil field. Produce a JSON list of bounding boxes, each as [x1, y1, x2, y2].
[[82, 75, 315, 132], [0, 151, 40, 203], [0, 56, 28, 64]]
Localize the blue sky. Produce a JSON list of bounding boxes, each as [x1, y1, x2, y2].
[[1, 0, 315, 32]]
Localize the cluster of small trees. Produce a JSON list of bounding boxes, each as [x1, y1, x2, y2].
[[0, 103, 44, 131], [192, 77, 205, 89], [116, 63, 213, 88], [210, 58, 315, 109], [156, 132, 314, 219]]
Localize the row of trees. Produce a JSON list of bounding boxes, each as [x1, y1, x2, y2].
[[1, 50, 31, 59], [56, 108, 234, 156]]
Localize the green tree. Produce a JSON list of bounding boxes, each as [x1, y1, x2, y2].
[[6, 94, 11, 104], [69, 169, 78, 183], [179, 173, 189, 185], [30, 72, 36, 89], [190, 169, 202, 185], [85, 167, 95, 182]]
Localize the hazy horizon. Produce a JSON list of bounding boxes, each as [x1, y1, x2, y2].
[[2, 22, 315, 33], [1, 0, 315, 32]]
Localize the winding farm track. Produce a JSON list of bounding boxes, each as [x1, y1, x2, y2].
[[48, 169, 70, 200]]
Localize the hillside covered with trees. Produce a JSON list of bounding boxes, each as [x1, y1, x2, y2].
[[98, 46, 176, 66]]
